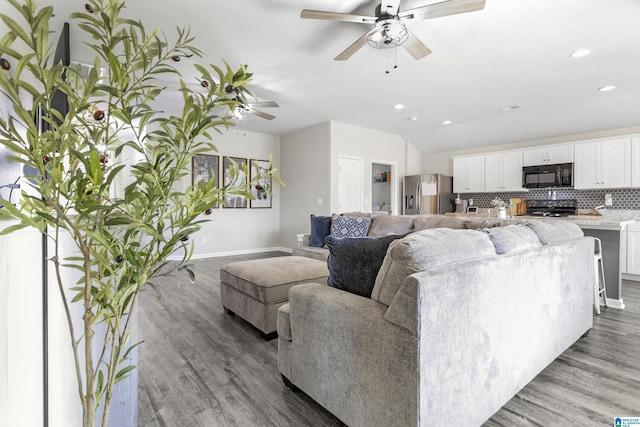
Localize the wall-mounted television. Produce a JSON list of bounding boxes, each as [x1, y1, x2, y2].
[[41, 22, 70, 131]]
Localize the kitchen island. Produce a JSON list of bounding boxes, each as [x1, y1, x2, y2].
[[448, 212, 636, 309]]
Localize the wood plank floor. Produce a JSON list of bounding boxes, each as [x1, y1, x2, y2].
[[138, 252, 640, 426]]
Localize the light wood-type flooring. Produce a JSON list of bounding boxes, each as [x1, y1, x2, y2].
[[138, 252, 640, 426]]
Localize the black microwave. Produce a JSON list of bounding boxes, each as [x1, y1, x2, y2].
[[522, 163, 573, 188]]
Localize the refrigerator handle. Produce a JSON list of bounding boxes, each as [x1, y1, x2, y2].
[[415, 182, 420, 213]]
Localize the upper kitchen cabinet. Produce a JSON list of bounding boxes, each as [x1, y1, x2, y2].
[[632, 137, 640, 187], [485, 151, 526, 192], [453, 155, 485, 193], [522, 144, 574, 166], [574, 138, 632, 189]]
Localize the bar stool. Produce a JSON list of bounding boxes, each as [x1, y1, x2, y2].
[[593, 237, 608, 314]]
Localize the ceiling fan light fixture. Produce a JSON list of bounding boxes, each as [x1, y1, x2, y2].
[[367, 18, 409, 49], [570, 48, 591, 58]]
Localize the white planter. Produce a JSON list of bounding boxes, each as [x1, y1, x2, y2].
[[498, 207, 507, 219]]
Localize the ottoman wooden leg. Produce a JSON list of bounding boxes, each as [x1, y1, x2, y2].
[[261, 331, 278, 341], [281, 374, 299, 392]]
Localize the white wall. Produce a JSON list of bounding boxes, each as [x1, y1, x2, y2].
[[0, 226, 44, 427], [178, 129, 282, 258], [422, 125, 640, 175], [330, 121, 407, 215], [279, 122, 331, 249], [405, 140, 424, 176], [278, 120, 424, 248]]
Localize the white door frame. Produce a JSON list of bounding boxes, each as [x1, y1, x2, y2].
[[371, 159, 398, 215]]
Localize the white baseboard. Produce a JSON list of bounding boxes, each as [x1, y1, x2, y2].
[[622, 273, 640, 282], [599, 296, 625, 310], [167, 246, 292, 261]]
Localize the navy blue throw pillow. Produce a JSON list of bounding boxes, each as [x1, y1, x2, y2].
[[325, 233, 409, 298], [310, 214, 332, 247]]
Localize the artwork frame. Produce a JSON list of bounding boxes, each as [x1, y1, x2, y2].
[[192, 154, 219, 208], [222, 156, 248, 208], [250, 159, 272, 208]]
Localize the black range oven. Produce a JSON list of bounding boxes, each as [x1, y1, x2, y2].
[[522, 163, 573, 188], [526, 199, 578, 217]]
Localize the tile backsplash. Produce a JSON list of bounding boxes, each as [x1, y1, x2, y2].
[[459, 188, 640, 210]]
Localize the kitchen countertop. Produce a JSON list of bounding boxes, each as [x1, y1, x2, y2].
[[447, 212, 636, 231]]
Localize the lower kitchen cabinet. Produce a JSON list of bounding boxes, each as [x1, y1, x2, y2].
[[626, 222, 640, 276]]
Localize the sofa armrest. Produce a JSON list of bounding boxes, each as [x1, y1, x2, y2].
[[285, 283, 418, 426], [296, 233, 310, 246], [384, 277, 419, 336]]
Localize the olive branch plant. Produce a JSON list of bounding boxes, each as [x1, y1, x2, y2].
[[0, 0, 280, 425]]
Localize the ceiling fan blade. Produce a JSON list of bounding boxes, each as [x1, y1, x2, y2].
[[248, 109, 276, 120], [247, 101, 279, 108], [301, 9, 376, 24], [380, 0, 401, 16], [399, 0, 485, 21], [403, 31, 432, 60], [334, 31, 370, 61]]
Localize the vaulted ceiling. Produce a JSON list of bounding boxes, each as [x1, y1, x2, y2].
[[38, 0, 640, 153]]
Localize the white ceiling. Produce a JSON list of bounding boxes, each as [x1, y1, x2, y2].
[[47, 0, 640, 154]]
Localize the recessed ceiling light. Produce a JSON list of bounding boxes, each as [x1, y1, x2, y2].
[[500, 104, 523, 111], [442, 120, 452, 125], [570, 48, 591, 58], [394, 104, 405, 110], [598, 85, 616, 92], [408, 116, 418, 121]]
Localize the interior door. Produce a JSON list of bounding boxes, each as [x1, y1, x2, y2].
[[338, 156, 363, 213]]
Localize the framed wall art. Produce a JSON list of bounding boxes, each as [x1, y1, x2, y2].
[[250, 159, 272, 208], [192, 154, 219, 208], [222, 156, 248, 208]]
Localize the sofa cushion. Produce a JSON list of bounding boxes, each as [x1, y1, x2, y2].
[[413, 215, 467, 231], [340, 211, 372, 218], [525, 220, 584, 245], [371, 228, 496, 306], [367, 215, 415, 237], [292, 245, 329, 262], [325, 233, 406, 298], [463, 219, 504, 230], [487, 224, 542, 254], [310, 214, 331, 247], [330, 214, 371, 238]]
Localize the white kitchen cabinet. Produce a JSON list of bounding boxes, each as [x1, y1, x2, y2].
[[632, 137, 640, 187], [522, 144, 574, 166], [453, 155, 485, 193], [626, 222, 640, 275], [574, 138, 631, 189], [485, 151, 525, 192]]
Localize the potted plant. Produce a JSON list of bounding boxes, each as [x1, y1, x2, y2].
[[0, 0, 279, 425], [491, 197, 508, 218]]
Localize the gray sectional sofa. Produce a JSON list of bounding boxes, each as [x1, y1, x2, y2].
[[278, 220, 594, 426], [292, 214, 470, 261]]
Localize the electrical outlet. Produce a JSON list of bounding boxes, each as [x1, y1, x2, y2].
[[202, 237, 208, 244], [317, 197, 323, 205], [604, 193, 613, 206]]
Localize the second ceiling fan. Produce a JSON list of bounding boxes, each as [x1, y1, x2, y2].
[[301, 0, 485, 61]]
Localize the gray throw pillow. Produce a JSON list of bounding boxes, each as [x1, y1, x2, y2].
[[325, 233, 407, 298], [330, 214, 371, 238], [487, 224, 541, 254], [525, 220, 584, 245]]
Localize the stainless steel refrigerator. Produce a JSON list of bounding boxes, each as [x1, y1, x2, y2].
[[402, 174, 454, 215]]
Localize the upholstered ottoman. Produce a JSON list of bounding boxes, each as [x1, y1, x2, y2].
[[220, 256, 328, 340]]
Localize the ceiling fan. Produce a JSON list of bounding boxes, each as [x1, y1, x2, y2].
[[301, 0, 486, 61], [223, 85, 279, 121]]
